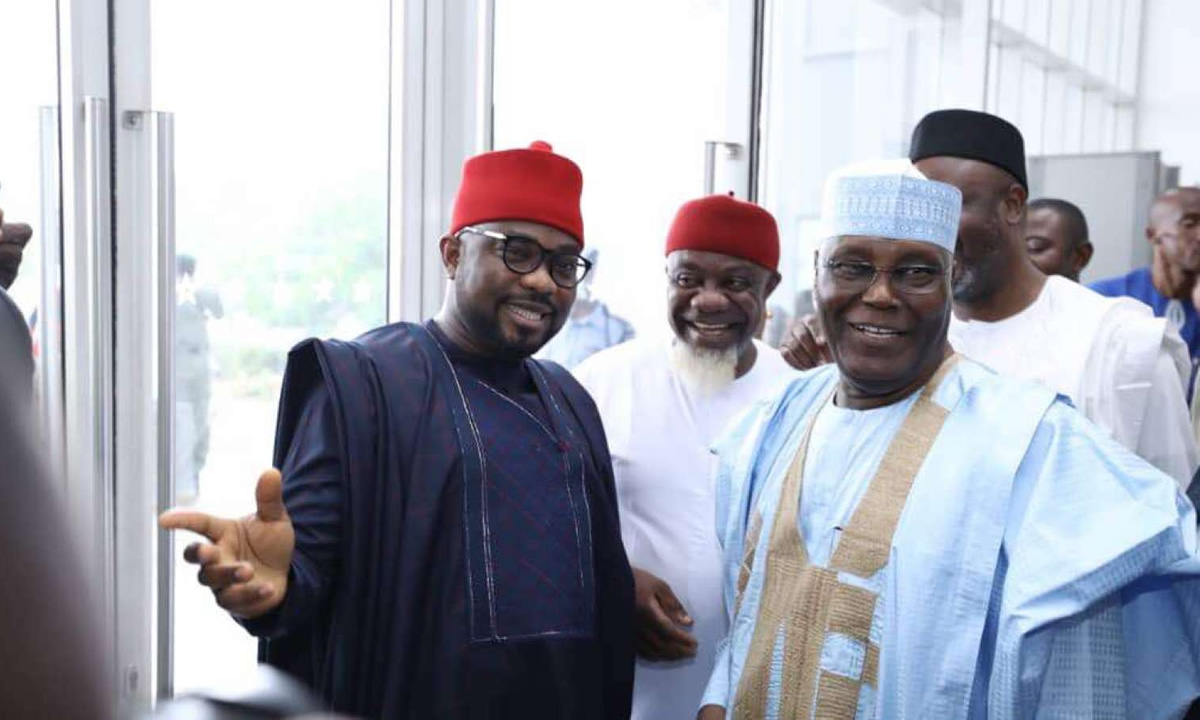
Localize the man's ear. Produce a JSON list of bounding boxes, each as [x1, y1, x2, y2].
[[764, 271, 782, 300], [1002, 183, 1027, 226], [1146, 225, 1158, 245], [440, 233, 462, 280], [1075, 242, 1094, 272]]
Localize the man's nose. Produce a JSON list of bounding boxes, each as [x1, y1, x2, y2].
[[518, 259, 558, 294], [692, 287, 731, 313], [861, 272, 900, 306]]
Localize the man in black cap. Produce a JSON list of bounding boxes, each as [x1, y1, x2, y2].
[[782, 109, 1197, 487]]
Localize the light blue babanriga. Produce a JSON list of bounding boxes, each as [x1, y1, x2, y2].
[[702, 357, 1200, 719]]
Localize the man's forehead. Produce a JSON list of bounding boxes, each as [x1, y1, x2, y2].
[[667, 248, 763, 273], [1026, 207, 1064, 229], [476, 220, 580, 250], [915, 155, 985, 177], [1172, 188, 1200, 212], [1151, 190, 1199, 221], [830, 235, 947, 259], [915, 156, 1015, 192]]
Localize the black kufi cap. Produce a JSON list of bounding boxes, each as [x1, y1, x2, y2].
[[909, 109, 1027, 189]]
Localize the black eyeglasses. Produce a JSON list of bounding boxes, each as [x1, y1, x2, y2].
[[822, 260, 945, 295], [458, 226, 592, 289]]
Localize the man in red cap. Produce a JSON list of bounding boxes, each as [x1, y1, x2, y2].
[[160, 142, 634, 719], [575, 194, 795, 720]]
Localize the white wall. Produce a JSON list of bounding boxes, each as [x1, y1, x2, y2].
[[1136, 0, 1200, 185]]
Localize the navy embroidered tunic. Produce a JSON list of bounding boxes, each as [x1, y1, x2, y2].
[[241, 321, 634, 719]]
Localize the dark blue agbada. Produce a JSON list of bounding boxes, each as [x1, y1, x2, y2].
[[243, 321, 634, 719]]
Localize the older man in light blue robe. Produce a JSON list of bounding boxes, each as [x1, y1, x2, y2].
[[698, 161, 1200, 719]]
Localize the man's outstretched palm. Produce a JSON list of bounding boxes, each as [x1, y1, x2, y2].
[[159, 469, 294, 619]]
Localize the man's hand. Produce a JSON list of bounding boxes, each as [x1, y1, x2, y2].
[[0, 207, 34, 291], [779, 312, 833, 370], [633, 567, 697, 661], [159, 469, 294, 619], [697, 705, 726, 720]]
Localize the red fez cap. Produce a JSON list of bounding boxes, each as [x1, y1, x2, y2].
[[451, 141, 585, 245], [665, 194, 779, 271]]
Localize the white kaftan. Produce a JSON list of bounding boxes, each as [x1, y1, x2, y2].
[[575, 337, 795, 720]]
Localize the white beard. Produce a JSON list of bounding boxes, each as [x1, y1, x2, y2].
[[670, 340, 739, 396]]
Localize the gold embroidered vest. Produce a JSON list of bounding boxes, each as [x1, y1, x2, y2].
[[733, 355, 960, 720]]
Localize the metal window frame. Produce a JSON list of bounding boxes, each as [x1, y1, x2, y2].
[[389, 0, 491, 324], [53, 0, 121, 714]]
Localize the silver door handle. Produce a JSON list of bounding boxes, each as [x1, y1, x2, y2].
[[83, 96, 116, 621], [38, 105, 66, 478], [704, 141, 744, 196], [152, 110, 177, 700]]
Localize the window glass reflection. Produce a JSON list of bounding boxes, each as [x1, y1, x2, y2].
[[0, 0, 59, 409], [493, 0, 732, 356], [152, 0, 391, 694]]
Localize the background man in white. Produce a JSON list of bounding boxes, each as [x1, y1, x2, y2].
[[577, 194, 796, 720]]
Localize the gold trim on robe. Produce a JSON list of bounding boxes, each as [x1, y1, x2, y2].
[[732, 355, 959, 719]]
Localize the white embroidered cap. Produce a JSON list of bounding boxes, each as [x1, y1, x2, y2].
[[819, 158, 962, 253]]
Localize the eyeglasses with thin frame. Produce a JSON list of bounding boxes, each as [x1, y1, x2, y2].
[[457, 226, 592, 289], [821, 259, 945, 295]]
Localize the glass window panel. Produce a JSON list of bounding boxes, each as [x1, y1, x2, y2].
[[987, 41, 1002, 117], [1119, 0, 1142, 94], [994, 45, 1024, 126], [1076, 90, 1097, 151], [1042, 71, 1068, 153], [1025, 0, 1051, 45], [493, 0, 731, 343], [1082, 90, 1108, 151], [1115, 105, 1135, 151], [152, 0, 391, 694], [1087, 0, 1112, 79], [1048, 0, 1074, 59], [1068, 0, 1090, 67], [0, 1, 58, 370], [1064, 83, 1086, 153], [1100, 100, 1118, 151], [1001, 0, 1027, 33], [909, 8, 946, 117], [807, 0, 872, 54], [1103, 0, 1123, 86], [1020, 62, 1046, 154]]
